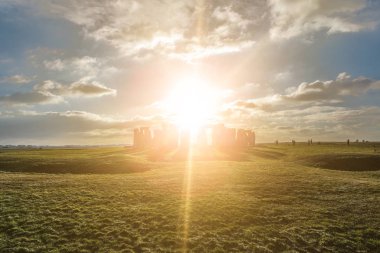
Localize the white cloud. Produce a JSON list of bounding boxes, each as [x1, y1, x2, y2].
[[43, 59, 65, 71], [212, 5, 252, 38], [169, 41, 255, 61], [42, 56, 100, 78], [284, 73, 379, 101], [71, 56, 99, 75], [1, 74, 31, 84], [227, 95, 282, 112], [0, 79, 116, 106], [230, 73, 380, 112], [268, 0, 372, 40], [35, 80, 116, 98], [29, 1, 257, 61], [219, 72, 380, 141]]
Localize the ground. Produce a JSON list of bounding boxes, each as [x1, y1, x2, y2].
[[0, 143, 379, 252]]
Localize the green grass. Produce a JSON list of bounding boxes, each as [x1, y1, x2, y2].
[[0, 143, 379, 252], [0, 147, 151, 174]]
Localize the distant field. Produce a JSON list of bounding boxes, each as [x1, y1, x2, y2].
[[1, 143, 379, 252]]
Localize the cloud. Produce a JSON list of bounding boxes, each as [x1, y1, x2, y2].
[[0, 80, 116, 106], [0, 110, 164, 145], [2, 105, 378, 144], [43, 59, 65, 71], [226, 82, 275, 101], [3, 0, 377, 59], [227, 95, 282, 112], [71, 56, 98, 73], [268, 0, 373, 40], [284, 72, 379, 102], [30, 1, 257, 61], [7, 0, 375, 67], [38, 55, 122, 85], [1, 74, 31, 84], [169, 41, 255, 61], [42, 56, 100, 78], [229, 73, 380, 113], [65, 81, 116, 97], [218, 72, 380, 141], [213, 5, 251, 31], [35, 80, 116, 97], [220, 103, 380, 142], [0, 91, 63, 105]]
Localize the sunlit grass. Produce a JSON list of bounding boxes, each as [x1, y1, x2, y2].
[[0, 143, 379, 252]]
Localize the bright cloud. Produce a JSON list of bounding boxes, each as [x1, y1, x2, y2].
[[222, 72, 380, 141], [268, 0, 373, 40], [0, 80, 116, 106], [31, 1, 258, 60], [230, 73, 380, 112], [284, 73, 380, 102]]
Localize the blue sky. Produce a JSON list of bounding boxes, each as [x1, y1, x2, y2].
[[1, 0, 380, 145]]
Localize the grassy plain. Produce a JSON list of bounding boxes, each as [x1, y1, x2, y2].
[[0, 143, 379, 252]]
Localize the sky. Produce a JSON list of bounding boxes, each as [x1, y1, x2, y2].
[[1, 0, 380, 145]]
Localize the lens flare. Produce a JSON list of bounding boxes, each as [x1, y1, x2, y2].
[[163, 75, 218, 135]]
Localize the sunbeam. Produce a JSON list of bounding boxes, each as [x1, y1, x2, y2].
[[181, 144, 193, 252]]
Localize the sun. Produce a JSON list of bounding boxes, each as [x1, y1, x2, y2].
[[163, 75, 218, 133]]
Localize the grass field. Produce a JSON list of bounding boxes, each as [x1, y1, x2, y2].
[[1, 143, 379, 252]]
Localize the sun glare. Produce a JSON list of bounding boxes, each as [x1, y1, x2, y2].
[[163, 75, 218, 133]]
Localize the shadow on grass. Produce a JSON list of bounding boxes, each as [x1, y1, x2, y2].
[[146, 146, 286, 162], [249, 149, 286, 160], [0, 146, 287, 174], [0, 148, 151, 174], [300, 154, 380, 171], [0, 160, 150, 174]]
